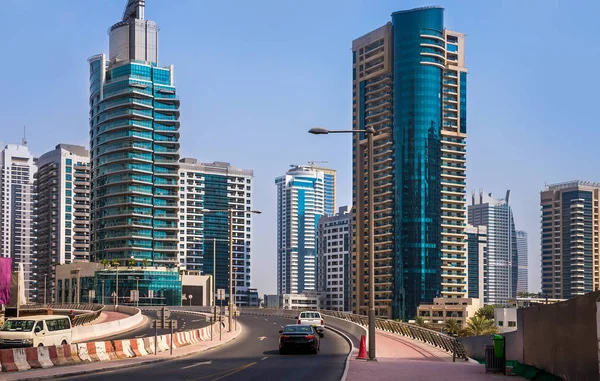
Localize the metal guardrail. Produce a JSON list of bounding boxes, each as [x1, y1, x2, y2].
[[320, 310, 467, 360], [20, 304, 105, 327]]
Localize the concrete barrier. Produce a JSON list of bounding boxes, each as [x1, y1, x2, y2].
[[76, 343, 92, 363], [0, 349, 20, 372], [72, 305, 143, 343]]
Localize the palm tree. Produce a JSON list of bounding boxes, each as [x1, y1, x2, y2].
[[100, 259, 109, 269], [445, 318, 461, 336], [414, 316, 432, 329], [111, 260, 119, 268], [127, 258, 136, 268], [462, 315, 498, 336], [475, 305, 495, 320], [142, 258, 148, 269]]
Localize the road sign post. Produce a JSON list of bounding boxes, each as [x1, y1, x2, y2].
[[170, 319, 174, 355], [154, 322, 158, 356], [189, 294, 193, 306], [217, 288, 225, 341]]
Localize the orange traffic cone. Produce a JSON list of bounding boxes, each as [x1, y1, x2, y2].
[[356, 335, 367, 360]]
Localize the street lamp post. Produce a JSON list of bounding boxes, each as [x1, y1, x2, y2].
[[135, 277, 139, 307], [43, 274, 47, 306], [201, 208, 261, 332], [101, 280, 105, 305], [213, 238, 217, 320], [309, 126, 376, 361]]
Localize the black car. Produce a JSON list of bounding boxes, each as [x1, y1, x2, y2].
[[278, 324, 320, 354]]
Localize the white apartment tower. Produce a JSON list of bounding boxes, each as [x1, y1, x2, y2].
[[0, 143, 37, 301], [516, 230, 528, 293], [178, 159, 254, 299], [35, 144, 90, 304]]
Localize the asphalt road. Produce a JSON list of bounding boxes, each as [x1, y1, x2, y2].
[[100, 310, 211, 341], [59, 315, 350, 381]]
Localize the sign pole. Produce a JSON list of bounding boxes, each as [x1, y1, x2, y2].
[[154, 322, 158, 356], [170, 319, 173, 356]]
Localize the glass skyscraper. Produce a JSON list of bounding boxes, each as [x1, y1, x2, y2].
[[516, 230, 528, 293], [352, 6, 468, 319], [88, 0, 181, 304]]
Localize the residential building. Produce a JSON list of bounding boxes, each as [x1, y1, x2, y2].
[[317, 206, 351, 312], [417, 297, 480, 327], [516, 230, 528, 293], [276, 164, 336, 295], [281, 292, 322, 311], [508, 297, 566, 309], [87, 0, 181, 304], [494, 307, 517, 333], [351, 6, 468, 320], [35, 144, 90, 304], [466, 225, 487, 302], [264, 294, 280, 309], [0, 143, 37, 301], [468, 190, 518, 305], [540, 181, 600, 299], [178, 159, 254, 305]]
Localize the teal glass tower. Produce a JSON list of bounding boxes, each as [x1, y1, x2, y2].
[[88, 1, 181, 304], [352, 7, 468, 319]]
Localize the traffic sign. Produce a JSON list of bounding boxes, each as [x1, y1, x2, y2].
[[153, 319, 177, 329], [188, 294, 193, 300], [217, 289, 225, 300], [156, 307, 171, 321]]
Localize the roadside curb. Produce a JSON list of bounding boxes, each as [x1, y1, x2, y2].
[[10, 324, 243, 381], [325, 325, 355, 381]]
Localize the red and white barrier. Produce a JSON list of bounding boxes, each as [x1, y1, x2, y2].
[[143, 337, 155, 355], [69, 344, 82, 363], [114, 339, 135, 359], [77, 343, 92, 363], [25, 346, 53, 369], [135, 338, 148, 356]]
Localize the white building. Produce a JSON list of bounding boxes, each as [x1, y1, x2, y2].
[[494, 307, 517, 333], [276, 164, 336, 296], [0, 143, 37, 301], [317, 206, 351, 311], [35, 144, 90, 304], [178, 159, 254, 302], [516, 230, 528, 293], [468, 190, 518, 305], [281, 292, 322, 311]]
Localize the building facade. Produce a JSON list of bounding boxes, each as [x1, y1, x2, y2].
[[417, 297, 480, 327], [516, 230, 528, 293], [0, 143, 37, 301], [466, 224, 487, 302], [35, 144, 90, 304], [468, 190, 518, 305], [87, 0, 181, 303], [540, 181, 600, 299], [178, 159, 254, 304], [351, 6, 468, 319], [276, 164, 336, 296], [280, 292, 321, 310], [317, 206, 351, 312]]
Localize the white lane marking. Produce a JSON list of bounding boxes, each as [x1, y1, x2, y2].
[[273, 322, 276, 325], [191, 319, 202, 322], [135, 334, 146, 338], [181, 360, 213, 369], [261, 357, 268, 361], [258, 336, 267, 341], [264, 319, 268, 321]]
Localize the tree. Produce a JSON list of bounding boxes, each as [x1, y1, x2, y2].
[[462, 316, 498, 337], [100, 259, 109, 269], [475, 305, 495, 320], [445, 318, 461, 336], [142, 258, 148, 269], [414, 316, 432, 329], [111, 260, 119, 268], [127, 258, 136, 268]]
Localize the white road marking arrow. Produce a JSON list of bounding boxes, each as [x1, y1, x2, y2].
[[258, 336, 267, 341], [181, 361, 213, 370]]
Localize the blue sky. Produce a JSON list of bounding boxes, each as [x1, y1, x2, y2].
[[2, 0, 600, 295]]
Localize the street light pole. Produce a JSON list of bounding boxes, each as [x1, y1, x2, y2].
[[309, 126, 377, 361], [101, 280, 105, 305], [136, 277, 139, 307], [213, 238, 217, 320], [228, 209, 233, 333], [115, 266, 119, 308], [43, 274, 47, 306]]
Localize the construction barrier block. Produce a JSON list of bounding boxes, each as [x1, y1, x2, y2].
[[12, 348, 31, 371], [0, 349, 19, 372], [69, 344, 82, 363], [25, 347, 42, 368], [135, 339, 148, 356], [104, 342, 118, 361], [130, 339, 142, 357], [77, 343, 92, 363], [143, 337, 155, 355], [93, 342, 111, 361]]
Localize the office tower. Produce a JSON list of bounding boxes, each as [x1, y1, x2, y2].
[[88, 0, 181, 305], [309, 162, 337, 216], [466, 225, 487, 302], [0, 143, 37, 301], [276, 164, 336, 295], [178, 159, 254, 304], [317, 206, 351, 311], [516, 230, 528, 293], [351, 6, 467, 319], [35, 144, 90, 304], [468, 190, 518, 304], [540, 181, 600, 299]]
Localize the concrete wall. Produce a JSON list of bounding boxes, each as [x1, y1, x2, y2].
[[71, 305, 142, 343], [521, 291, 599, 381], [458, 329, 522, 363]]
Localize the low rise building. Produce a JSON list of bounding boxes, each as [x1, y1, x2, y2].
[[417, 297, 481, 327], [264, 294, 280, 309], [494, 307, 517, 333], [281, 292, 321, 311]]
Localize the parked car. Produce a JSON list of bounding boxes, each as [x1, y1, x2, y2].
[[297, 311, 324, 337], [279, 324, 320, 354], [0, 315, 72, 348]]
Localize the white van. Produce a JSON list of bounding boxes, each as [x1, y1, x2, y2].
[[0, 315, 72, 348]]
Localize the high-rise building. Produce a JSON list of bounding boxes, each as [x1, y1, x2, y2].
[[540, 181, 600, 299], [468, 190, 518, 305], [276, 164, 336, 295], [466, 224, 487, 302], [35, 144, 90, 304], [516, 230, 528, 293], [178, 159, 254, 304], [317, 206, 351, 312], [87, 0, 181, 305], [0, 143, 37, 301], [351, 6, 467, 319]]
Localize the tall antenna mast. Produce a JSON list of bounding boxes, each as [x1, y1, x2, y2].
[[22, 126, 27, 146]]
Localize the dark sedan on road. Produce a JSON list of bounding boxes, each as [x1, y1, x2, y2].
[[278, 324, 320, 354]]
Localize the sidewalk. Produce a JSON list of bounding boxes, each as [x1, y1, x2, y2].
[[2, 325, 242, 381], [345, 331, 522, 381], [88, 311, 130, 325]]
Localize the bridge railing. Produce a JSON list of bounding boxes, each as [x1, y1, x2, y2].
[[320, 310, 467, 360], [20, 303, 105, 327]]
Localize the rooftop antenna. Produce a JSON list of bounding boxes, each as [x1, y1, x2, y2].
[[22, 126, 27, 146], [308, 160, 329, 167]]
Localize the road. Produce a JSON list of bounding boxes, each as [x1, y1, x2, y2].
[[101, 310, 211, 341], [58, 315, 350, 381]]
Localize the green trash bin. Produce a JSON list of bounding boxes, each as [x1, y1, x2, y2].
[[492, 335, 504, 358]]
